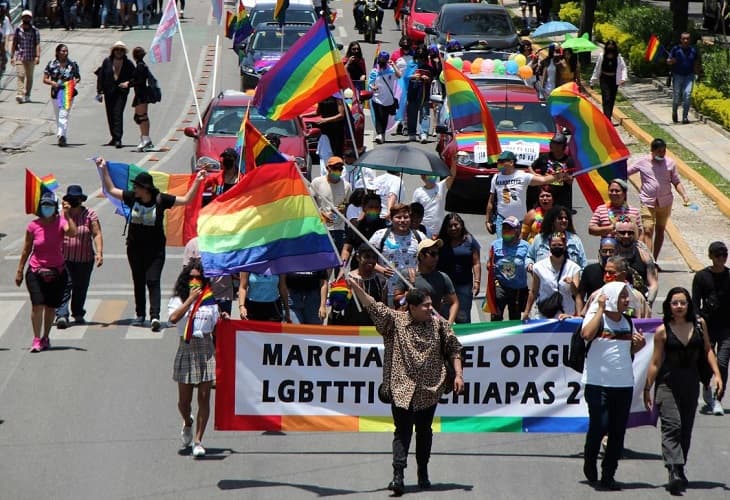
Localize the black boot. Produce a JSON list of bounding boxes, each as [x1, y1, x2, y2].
[[667, 465, 683, 494], [676, 465, 688, 490], [417, 464, 431, 489], [387, 467, 404, 497], [599, 473, 621, 491]]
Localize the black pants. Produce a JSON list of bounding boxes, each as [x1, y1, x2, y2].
[[391, 403, 437, 469], [656, 375, 699, 467], [600, 75, 618, 120], [372, 102, 390, 136], [126, 243, 165, 319], [320, 122, 345, 158], [710, 334, 730, 400], [56, 260, 94, 319], [583, 384, 633, 477], [104, 91, 128, 142], [493, 285, 528, 321]]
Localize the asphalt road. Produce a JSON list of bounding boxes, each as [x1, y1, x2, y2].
[[0, 1, 728, 499]]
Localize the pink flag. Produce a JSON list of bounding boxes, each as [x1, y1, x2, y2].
[[149, 0, 179, 63], [211, 0, 223, 24]]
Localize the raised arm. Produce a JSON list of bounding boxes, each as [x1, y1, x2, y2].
[[173, 170, 207, 206], [95, 157, 124, 200]]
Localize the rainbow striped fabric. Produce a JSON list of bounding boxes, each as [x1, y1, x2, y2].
[[252, 18, 349, 120], [183, 284, 216, 343], [56, 80, 75, 110], [25, 169, 59, 214], [235, 112, 287, 171], [548, 83, 629, 210], [197, 161, 340, 277], [644, 34, 661, 62], [99, 162, 200, 247], [233, 0, 253, 46], [443, 60, 501, 163]]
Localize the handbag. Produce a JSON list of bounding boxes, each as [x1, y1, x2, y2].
[[537, 258, 567, 318], [147, 71, 162, 103]]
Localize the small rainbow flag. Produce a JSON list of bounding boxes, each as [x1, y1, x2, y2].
[[443, 60, 501, 163], [56, 80, 75, 110], [225, 10, 235, 38], [482, 246, 498, 315], [25, 169, 59, 214], [233, 0, 253, 46], [237, 113, 288, 172], [183, 284, 216, 343], [197, 161, 340, 277], [644, 34, 661, 62], [252, 18, 350, 120]]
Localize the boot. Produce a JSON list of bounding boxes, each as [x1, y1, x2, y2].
[[387, 467, 404, 497], [417, 464, 431, 489], [667, 465, 683, 494], [676, 465, 688, 490]]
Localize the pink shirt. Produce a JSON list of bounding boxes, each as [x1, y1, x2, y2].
[[63, 208, 99, 262], [589, 204, 643, 233], [28, 216, 67, 271], [627, 155, 681, 208]]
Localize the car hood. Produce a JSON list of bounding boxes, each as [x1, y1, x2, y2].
[[242, 51, 283, 73], [454, 130, 550, 166], [441, 33, 520, 50]]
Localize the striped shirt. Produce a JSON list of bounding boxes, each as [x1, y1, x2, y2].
[[589, 203, 643, 233], [63, 207, 99, 263]]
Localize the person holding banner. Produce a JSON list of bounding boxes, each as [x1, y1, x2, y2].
[[643, 287, 722, 493], [348, 279, 464, 496], [168, 259, 222, 458], [42, 43, 80, 147], [580, 281, 646, 490], [238, 272, 291, 323]]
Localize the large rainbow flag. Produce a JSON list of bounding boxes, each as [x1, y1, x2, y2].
[[252, 17, 349, 120], [443, 60, 501, 163], [56, 80, 75, 110], [183, 284, 216, 343], [99, 162, 201, 246], [197, 161, 341, 276], [548, 82, 630, 210], [25, 169, 59, 214]]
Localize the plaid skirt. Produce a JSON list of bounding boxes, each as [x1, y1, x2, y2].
[[172, 335, 216, 385]]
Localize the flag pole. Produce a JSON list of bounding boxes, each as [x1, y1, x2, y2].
[[341, 95, 360, 160], [171, 1, 203, 127], [211, 34, 220, 101], [239, 100, 252, 174]]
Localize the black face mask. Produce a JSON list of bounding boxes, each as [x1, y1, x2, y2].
[[222, 158, 235, 169], [68, 199, 82, 208], [550, 247, 565, 258]]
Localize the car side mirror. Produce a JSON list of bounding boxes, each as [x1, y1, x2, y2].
[[305, 127, 322, 138], [400, 7, 409, 15], [435, 125, 451, 135], [183, 127, 199, 139]]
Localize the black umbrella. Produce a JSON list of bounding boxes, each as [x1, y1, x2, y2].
[[354, 144, 451, 177]]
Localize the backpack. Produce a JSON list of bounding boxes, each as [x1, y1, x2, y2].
[[566, 314, 633, 373], [147, 70, 162, 103], [376, 227, 422, 253]]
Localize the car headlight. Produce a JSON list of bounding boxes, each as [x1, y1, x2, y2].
[[196, 156, 220, 171], [413, 22, 426, 31], [456, 151, 474, 167], [243, 66, 256, 74]]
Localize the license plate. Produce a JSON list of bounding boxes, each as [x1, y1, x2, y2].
[[473, 142, 488, 163], [504, 140, 541, 163]]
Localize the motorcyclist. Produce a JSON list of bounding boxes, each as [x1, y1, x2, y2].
[[354, 0, 383, 34]]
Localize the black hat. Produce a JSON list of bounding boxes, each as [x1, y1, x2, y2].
[[132, 171, 156, 191], [709, 241, 728, 256], [63, 184, 88, 202], [550, 133, 568, 144], [220, 147, 238, 159]]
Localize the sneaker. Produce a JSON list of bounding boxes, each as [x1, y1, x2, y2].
[[672, 111, 678, 123], [374, 134, 384, 144], [131, 316, 145, 326], [16, 96, 23, 103], [24, 96, 30, 103], [141, 142, 155, 152], [682, 118, 690, 124], [58, 136, 67, 147], [40, 336, 50, 351], [192, 443, 206, 457], [420, 133, 427, 144], [56, 317, 68, 330], [151, 319, 161, 332], [713, 399, 724, 416], [181, 423, 193, 447], [135, 140, 146, 151], [30, 337, 42, 352], [179, 10, 184, 18]]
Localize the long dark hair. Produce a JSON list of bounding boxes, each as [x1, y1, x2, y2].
[[173, 258, 209, 301], [662, 286, 697, 326], [437, 212, 468, 243], [345, 41, 362, 59], [540, 205, 576, 236]]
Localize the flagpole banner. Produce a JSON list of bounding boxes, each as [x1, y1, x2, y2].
[[215, 318, 661, 432]]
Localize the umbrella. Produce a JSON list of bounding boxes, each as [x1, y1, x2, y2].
[[531, 21, 579, 39], [355, 144, 451, 177], [561, 33, 598, 54]]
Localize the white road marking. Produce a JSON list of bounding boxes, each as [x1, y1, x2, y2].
[[0, 301, 25, 339], [52, 299, 102, 340]]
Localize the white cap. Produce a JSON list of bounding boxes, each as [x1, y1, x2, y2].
[[21, 9, 32, 17]]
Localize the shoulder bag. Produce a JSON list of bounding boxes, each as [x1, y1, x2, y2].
[[537, 258, 567, 318]]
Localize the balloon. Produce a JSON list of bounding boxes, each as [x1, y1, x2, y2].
[[505, 60, 519, 75], [439, 71, 445, 84], [471, 60, 482, 74], [451, 57, 463, 71], [495, 65, 506, 75], [508, 53, 517, 61], [462, 60, 472, 73], [514, 54, 527, 67], [518, 65, 534, 79], [493, 59, 504, 70], [483, 59, 495, 74], [473, 57, 484, 66]]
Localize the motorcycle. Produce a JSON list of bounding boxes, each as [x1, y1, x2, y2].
[[363, 0, 379, 44]]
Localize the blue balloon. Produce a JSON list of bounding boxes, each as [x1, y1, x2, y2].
[[505, 60, 519, 75]]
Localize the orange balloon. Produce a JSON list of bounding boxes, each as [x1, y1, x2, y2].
[[518, 65, 534, 79], [471, 60, 482, 74]]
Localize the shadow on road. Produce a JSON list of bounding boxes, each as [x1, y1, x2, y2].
[[217, 478, 388, 496], [689, 481, 730, 491]]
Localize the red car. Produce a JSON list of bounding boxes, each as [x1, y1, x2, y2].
[[400, 0, 474, 44], [184, 90, 313, 174], [436, 78, 556, 214]]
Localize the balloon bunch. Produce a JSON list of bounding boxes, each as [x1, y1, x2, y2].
[[440, 53, 535, 81]]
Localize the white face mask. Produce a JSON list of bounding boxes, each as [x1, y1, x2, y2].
[[653, 155, 664, 161]]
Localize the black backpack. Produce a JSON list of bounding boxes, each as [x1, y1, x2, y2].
[[566, 314, 633, 373]]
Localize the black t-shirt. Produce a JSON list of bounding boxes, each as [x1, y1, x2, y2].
[[529, 152, 575, 210], [285, 270, 328, 291], [578, 263, 605, 301], [122, 190, 176, 247], [692, 266, 730, 336], [345, 217, 388, 250]]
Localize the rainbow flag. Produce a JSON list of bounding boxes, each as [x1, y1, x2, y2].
[[183, 284, 216, 343], [237, 115, 288, 171], [443, 60, 501, 163], [25, 169, 59, 214], [644, 34, 661, 62], [252, 18, 349, 120], [233, 0, 253, 46], [98, 162, 201, 246], [56, 80, 75, 110], [547, 82, 629, 210], [274, 0, 289, 24], [225, 10, 235, 38], [149, 0, 179, 63], [482, 246, 498, 315], [197, 161, 340, 276]]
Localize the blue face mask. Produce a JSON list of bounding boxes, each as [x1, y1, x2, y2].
[[40, 205, 55, 218]]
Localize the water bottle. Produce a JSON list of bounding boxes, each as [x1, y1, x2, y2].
[[687, 203, 699, 212]]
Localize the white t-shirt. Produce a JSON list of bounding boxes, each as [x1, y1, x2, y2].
[[490, 170, 534, 220], [343, 163, 376, 190], [1, 16, 12, 38], [369, 228, 426, 293], [373, 173, 406, 218], [412, 179, 448, 238], [581, 312, 635, 388], [167, 297, 220, 338], [531, 257, 581, 318], [310, 175, 352, 231]]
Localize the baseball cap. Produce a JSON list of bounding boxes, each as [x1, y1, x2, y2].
[[709, 241, 728, 256], [327, 156, 345, 169], [21, 9, 32, 17], [502, 216, 521, 229], [40, 192, 57, 206], [550, 133, 568, 144], [498, 151, 516, 162], [417, 238, 443, 254]]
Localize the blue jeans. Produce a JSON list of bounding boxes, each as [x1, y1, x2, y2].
[[289, 288, 323, 325], [672, 73, 694, 120], [56, 261, 94, 319], [100, 0, 116, 25], [406, 97, 430, 137], [583, 384, 633, 477], [453, 283, 473, 324]]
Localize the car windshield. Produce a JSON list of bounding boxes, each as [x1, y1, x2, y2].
[[415, 0, 463, 14], [206, 105, 298, 136], [250, 29, 307, 52], [250, 10, 316, 26], [441, 12, 512, 36], [457, 102, 553, 134]]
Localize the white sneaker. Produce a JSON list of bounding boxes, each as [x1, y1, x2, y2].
[[181, 424, 193, 447], [420, 133, 427, 144], [375, 134, 383, 144], [136, 140, 146, 151], [192, 443, 206, 457], [713, 399, 724, 416]]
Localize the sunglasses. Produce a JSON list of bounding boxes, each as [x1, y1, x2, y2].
[[616, 230, 634, 235]]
